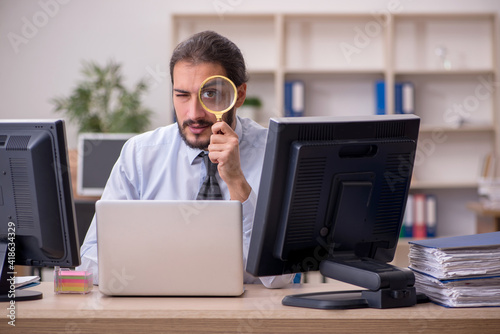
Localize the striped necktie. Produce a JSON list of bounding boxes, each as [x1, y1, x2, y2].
[[196, 152, 223, 200]]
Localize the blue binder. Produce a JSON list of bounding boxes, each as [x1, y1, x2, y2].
[[375, 80, 414, 115], [375, 80, 385, 115], [284, 80, 304, 117], [395, 82, 403, 114]]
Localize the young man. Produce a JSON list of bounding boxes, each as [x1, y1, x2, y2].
[[77, 30, 293, 288]]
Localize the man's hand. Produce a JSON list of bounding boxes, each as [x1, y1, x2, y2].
[[208, 121, 251, 202]]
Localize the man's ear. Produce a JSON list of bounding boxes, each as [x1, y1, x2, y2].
[[234, 83, 247, 108]]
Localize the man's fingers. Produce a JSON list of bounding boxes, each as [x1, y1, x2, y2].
[[210, 134, 238, 146], [211, 121, 235, 135]]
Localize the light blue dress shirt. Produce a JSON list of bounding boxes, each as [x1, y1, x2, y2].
[[77, 116, 293, 288]]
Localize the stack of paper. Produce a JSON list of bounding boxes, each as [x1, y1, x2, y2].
[[15, 276, 40, 289], [408, 231, 500, 307]]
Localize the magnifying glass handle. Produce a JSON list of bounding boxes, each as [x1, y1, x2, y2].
[[215, 117, 223, 134]]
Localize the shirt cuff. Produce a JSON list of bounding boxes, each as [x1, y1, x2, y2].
[[76, 247, 99, 285], [259, 274, 295, 288]]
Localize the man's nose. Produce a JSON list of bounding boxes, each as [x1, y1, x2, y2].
[[187, 94, 207, 120]]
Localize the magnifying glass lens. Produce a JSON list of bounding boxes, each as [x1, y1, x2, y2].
[[199, 76, 237, 121], [200, 77, 235, 111]]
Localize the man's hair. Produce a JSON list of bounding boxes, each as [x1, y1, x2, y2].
[[169, 30, 248, 87]]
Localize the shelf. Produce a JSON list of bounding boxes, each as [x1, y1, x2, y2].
[[399, 74, 495, 127], [395, 69, 495, 76], [419, 124, 495, 133], [283, 74, 381, 117], [413, 131, 493, 189], [394, 13, 496, 20], [284, 68, 384, 75], [410, 180, 478, 190]]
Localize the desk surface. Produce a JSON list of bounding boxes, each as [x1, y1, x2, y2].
[[2, 282, 500, 333]]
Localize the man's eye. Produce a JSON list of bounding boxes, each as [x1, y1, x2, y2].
[[202, 90, 218, 99]]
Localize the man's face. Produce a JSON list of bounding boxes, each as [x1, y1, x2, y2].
[[172, 61, 236, 150]]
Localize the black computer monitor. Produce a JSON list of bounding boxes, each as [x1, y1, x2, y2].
[[0, 119, 80, 301], [247, 114, 421, 309], [77, 133, 135, 197]]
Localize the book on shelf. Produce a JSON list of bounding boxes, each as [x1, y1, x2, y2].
[[425, 194, 437, 237], [401, 193, 437, 238], [402, 194, 414, 238], [395, 82, 415, 114], [284, 80, 304, 117], [375, 80, 385, 115], [413, 193, 427, 238], [408, 231, 500, 307], [375, 80, 414, 115]]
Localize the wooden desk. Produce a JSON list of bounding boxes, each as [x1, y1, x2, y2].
[[2, 282, 500, 333], [467, 201, 500, 233]]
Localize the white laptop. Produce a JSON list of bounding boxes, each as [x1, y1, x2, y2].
[[96, 200, 244, 296]]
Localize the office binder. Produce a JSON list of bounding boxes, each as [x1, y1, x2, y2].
[[402, 82, 414, 114], [403, 194, 414, 238], [395, 82, 402, 114], [409, 231, 500, 253], [409, 231, 500, 279], [413, 193, 427, 238], [375, 80, 385, 115], [412, 271, 500, 307], [395, 82, 415, 114], [375, 81, 414, 115], [284, 80, 304, 117], [425, 195, 437, 237], [408, 232, 500, 307]]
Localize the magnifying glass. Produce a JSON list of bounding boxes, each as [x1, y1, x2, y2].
[[198, 75, 237, 122]]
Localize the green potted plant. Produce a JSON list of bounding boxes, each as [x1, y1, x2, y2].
[[238, 96, 262, 121], [51, 60, 152, 133], [51, 60, 153, 199]]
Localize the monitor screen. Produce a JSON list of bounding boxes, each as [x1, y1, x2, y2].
[[246, 114, 421, 309], [77, 133, 135, 197], [0, 119, 80, 301]]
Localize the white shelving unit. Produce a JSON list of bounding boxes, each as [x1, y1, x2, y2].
[[392, 14, 498, 191], [171, 13, 499, 236], [392, 13, 499, 236]]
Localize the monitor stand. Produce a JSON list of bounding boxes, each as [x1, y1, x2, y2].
[[283, 257, 427, 309], [0, 239, 43, 302]]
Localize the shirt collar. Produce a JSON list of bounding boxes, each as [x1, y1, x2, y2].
[[185, 117, 242, 165], [187, 145, 203, 165]]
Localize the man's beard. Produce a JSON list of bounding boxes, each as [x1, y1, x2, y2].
[[177, 108, 236, 150]]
